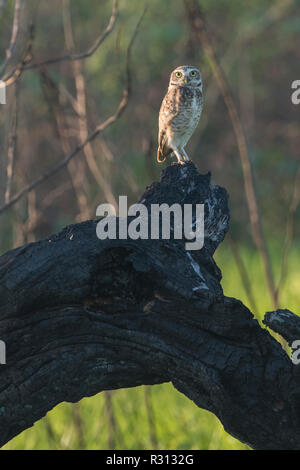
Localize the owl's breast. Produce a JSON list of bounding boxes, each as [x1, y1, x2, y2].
[[170, 87, 203, 143], [158, 85, 203, 151]]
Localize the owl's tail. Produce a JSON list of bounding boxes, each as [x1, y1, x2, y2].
[[157, 148, 166, 163]]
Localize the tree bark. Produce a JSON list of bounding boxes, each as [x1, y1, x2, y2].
[[0, 162, 299, 449]]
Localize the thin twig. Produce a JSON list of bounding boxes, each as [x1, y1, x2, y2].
[[21, 182, 72, 237], [144, 387, 158, 449], [4, 81, 19, 203], [25, 190, 37, 243], [62, 0, 117, 210], [43, 416, 59, 450], [71, 403, 85, 450], [2, 0, 118, 87], [27, 0, 118, 69], [2, 22, 35, 87], [0, 0, 23, 75], [40, 68, 90, 220], [104, 391, 117, 450], [0, 6, 147, 216]]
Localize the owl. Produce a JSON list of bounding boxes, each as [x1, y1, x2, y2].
[[157, 65, 203, 164]]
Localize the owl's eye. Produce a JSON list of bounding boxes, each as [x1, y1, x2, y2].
[[190, 70, 197, 77], [175, 71, 182, 78]]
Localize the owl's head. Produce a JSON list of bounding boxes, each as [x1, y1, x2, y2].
[[169, 65, 202, 89]]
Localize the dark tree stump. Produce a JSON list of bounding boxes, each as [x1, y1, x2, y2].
[[0, 162, 299, 449]]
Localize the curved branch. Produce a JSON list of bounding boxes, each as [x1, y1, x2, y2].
[[0, 0, 23, 75], [0, 162, 299, 450], [0, 7, 146, 216], [24, 0, 119, 70], [2, 0, 118, 86]]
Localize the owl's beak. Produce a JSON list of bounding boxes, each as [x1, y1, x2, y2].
[[184, 78, 188, 84]]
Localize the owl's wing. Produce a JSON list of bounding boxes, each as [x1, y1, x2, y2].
[[157, 88, 180, 162], [157, 130, 171, 162]]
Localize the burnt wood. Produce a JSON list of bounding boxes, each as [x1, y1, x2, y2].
[[0, 162, 299, 449]]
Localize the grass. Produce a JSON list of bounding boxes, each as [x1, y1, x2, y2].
[[2, 241, 299, 450]]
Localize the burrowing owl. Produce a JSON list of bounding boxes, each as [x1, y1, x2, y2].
[[157, 65, 203, 164]]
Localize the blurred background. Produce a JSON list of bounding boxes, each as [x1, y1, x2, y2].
[[0, 0, 299, 450]]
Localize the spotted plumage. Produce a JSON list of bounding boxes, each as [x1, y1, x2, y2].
[[157, 65, 203, 164]]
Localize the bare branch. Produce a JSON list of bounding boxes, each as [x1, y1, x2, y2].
[[40, 68, 90, 220], [104, 391, 118, 449], [144, 387, 158, 449], [2, 22, 35, 87], [0, 0, 23, 75], [20, 182, 72, 238], [4, 82, 19, 203], [28, 0, 118, 69], [62, 0, 118, 210], [2, 0, 118, 87], [0, 7, 147, 216]]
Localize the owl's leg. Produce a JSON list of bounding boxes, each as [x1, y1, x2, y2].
[[181, 147, 190, 161], [172, 148, 185, 165]]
